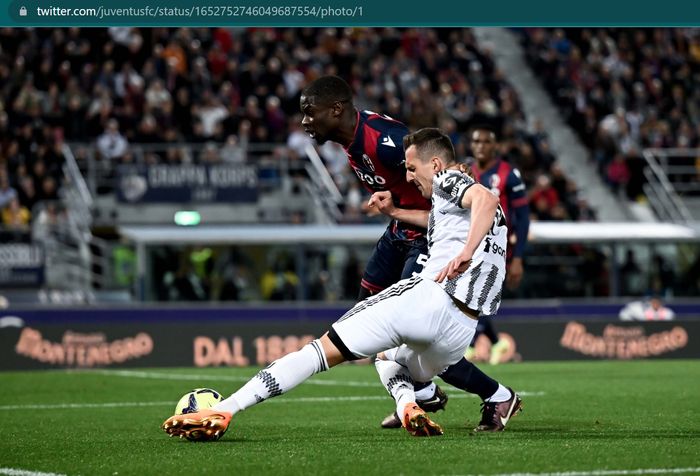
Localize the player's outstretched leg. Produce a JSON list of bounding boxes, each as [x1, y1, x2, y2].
[[162, 339, 329, 441]]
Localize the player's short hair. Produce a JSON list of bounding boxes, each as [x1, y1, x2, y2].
[[403, 128, 456, 164], [469, 123, 498, 140], [302, 76, 353, 105]]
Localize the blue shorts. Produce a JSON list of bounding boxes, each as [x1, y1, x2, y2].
[[361, 222, 428, 294]]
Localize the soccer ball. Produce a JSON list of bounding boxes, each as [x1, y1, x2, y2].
[[174, 388, 224, 415]]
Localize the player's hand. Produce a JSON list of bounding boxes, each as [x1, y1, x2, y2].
[[435, 250, 472, 283], [506, 257, 524, 289], [366, 191, 395, 218]]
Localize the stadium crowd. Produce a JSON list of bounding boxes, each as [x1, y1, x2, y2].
[[0, 27, 594, 232], [9, 27, 696, 301], [519, 28, 700, 200]]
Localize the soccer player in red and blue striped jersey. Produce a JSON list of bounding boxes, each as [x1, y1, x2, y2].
[[468, 125, 531, 365]]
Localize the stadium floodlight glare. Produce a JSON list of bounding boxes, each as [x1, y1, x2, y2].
[[174, 211, 201, 226]]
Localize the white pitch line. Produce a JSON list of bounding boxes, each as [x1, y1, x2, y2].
[[0, 392, 544, 412], [83, 369, 379, 387], [456, 468, 700, 476], [85, 370, 545, 396], [0, 468, 67, 476], [0, 401, 173, 411]]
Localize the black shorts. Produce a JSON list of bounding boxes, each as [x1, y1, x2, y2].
[[361, 223, 428, 294]]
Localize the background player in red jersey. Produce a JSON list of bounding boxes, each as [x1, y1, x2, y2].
[[468, 125, 531, 364], [300, 76, 520, 431]]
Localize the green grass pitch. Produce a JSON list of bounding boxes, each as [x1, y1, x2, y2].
[[1, 361, 699, 476]]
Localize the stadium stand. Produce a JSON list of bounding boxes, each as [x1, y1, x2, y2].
[[518, 28, 700, 217], [0, 28, 698, 302]]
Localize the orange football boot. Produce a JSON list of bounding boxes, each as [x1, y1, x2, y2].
[[162, 408, 232, 442], [401, 403, 444, 437]]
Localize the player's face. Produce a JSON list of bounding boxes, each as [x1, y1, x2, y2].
[[300, 95, 338, 144], [470, 130, 497, 165], [405, 145, 435, 199]]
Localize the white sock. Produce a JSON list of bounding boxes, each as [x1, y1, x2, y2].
[[375, 358, 416, 417], [485, 384, 512, 403], [414, 382, 437, 401], [213, 339, 328, 414]]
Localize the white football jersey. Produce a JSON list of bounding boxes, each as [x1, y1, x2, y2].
[[419, 169, 508, 315]]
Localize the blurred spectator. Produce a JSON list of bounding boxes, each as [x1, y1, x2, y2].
[[286, 116, 313, 159], [0, 170, 18, 209], [195, 90, 228, 138], [606, 153, 631, 194], [619, 249, 644, 296], [343, 182, 363, 222], [220, 134, 248, 164], [162, 251, 208, 301], [260, 255, 299, 301], [199, 142, 221, 164], [529, 174, 560, 220], [619, 296, 675, 321], [144, 79, 172, 114], [649, 253, 675, 297], [16, 175, 38, 212], [96, 118, 129, 160], [112, 241, 136, 288], [2, 196, 31, 226], [264, 96, 287, 142]]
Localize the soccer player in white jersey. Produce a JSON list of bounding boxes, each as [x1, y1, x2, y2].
[[162, 128, 521, 441]]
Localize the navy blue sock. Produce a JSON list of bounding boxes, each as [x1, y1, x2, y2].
[[439, 357, 498, 401], [414, 381, 431, 392], [480, 315, 499, 345]]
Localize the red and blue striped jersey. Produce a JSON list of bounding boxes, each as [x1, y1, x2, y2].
[[472, 158, 530, 259], [472, 159, 528, 226], [344, 110, 431, 213]]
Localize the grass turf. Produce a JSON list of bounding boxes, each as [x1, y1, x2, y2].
[[1, 360, 699, 476]]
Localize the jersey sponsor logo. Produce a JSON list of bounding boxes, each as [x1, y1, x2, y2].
[[380, 136, 396, 148], [489, 174, 501, 188], [483, 237, 506, 257], [352, 166, 386, 186]]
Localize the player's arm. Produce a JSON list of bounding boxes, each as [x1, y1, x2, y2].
[[507, 169, 530, 259], [436, 184, 499, 282], [367, 191, 429, 227], [506, 169, 531, 288]]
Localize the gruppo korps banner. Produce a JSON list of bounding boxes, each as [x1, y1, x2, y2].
[[116, 164, 258, 203]]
